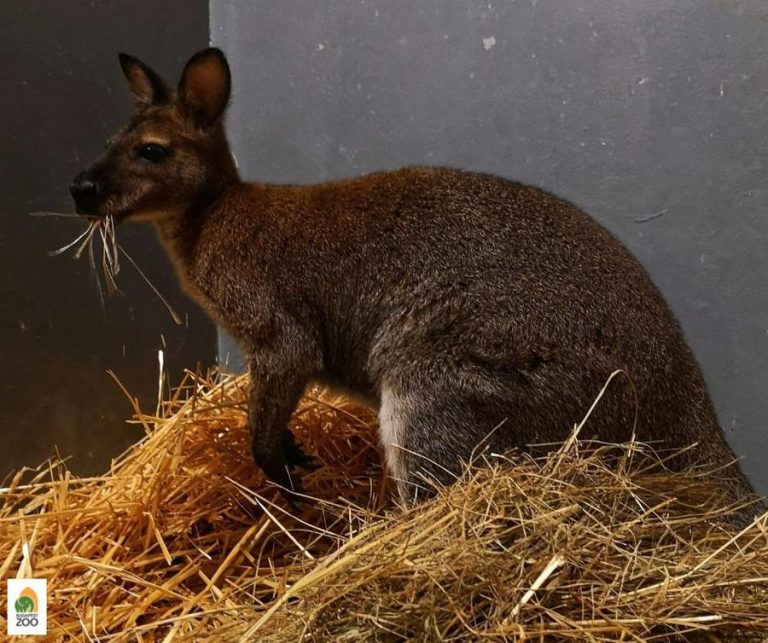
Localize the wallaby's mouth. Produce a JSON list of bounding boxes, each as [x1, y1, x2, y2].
[[69, 171, 127, 221], [73, 206, 102, 218], [72, 205, 127, 224], [70, 192, 129, 223]]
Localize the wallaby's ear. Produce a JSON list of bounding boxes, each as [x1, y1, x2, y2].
[[118, 53, 170, 109], [177, 48, 231, 127]]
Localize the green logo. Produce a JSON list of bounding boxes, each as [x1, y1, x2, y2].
[[14, 595, 35, 613]]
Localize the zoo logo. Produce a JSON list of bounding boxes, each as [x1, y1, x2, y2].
[[14, 586, 39, 628], [7, 578, 46, 635]]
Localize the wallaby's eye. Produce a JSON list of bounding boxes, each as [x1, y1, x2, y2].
[[137, 143, 168, 163]]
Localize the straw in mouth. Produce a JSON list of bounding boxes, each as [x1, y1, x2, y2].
[[37, 211, 182, 324]]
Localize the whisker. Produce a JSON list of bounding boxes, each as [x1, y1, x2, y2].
[[118, 243, 183, 325]]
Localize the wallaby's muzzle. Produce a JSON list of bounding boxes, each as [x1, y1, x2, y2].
[[69, 170, 102, 216]]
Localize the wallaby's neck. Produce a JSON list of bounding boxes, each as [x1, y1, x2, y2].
[[153, 140, 241, 272]]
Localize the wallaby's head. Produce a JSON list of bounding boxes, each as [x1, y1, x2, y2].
[[70, 48, 237, 222]]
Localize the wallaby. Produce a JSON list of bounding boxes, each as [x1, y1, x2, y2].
[[69, 47, 759, 510]]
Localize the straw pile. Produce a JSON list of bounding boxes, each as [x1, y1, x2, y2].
[[1, 370, 767, 642]]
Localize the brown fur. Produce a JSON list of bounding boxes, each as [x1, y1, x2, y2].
[[71, 48, 759, 510]]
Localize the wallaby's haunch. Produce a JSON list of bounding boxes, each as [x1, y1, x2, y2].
[[70, 48, 759, 509]]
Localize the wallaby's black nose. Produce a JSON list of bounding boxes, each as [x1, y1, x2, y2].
[[70, 179, 97, 197], [69, 173, 100, 213]]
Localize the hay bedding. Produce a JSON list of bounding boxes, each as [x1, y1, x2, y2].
[[1, 370, 767, 642]]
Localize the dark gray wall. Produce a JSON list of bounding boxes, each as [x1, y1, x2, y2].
[[212, 0, 768, 493], [0, 0, 214, 476]]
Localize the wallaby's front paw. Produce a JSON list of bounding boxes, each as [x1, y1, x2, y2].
[[282, 430, 318, 470], [257, 454, 304, 498]]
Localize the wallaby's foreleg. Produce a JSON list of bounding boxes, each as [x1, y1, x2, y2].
[[247, 335, 320, 495]]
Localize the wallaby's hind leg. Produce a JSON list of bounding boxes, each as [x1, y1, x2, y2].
[[379, 386, 501, 504], [378, 387, 410, 503], [379, 381, 765, 524]]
